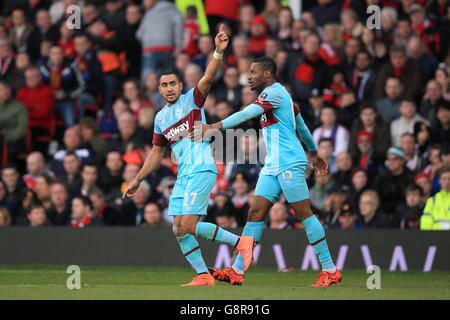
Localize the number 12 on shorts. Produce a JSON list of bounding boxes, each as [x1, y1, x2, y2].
[[183, 192, 197, 207], [281, 170, 293, 181]]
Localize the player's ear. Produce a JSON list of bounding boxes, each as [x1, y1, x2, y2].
[[179, 80, 183, 91]]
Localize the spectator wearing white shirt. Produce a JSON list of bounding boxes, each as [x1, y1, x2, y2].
[[391, 99, 429, 147], [313, 105, 350, 157]]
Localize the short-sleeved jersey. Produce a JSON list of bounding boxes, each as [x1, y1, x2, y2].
[[252, 82, 308, 175], [152, 86, 217, 177]]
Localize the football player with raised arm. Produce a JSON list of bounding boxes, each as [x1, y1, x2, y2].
[[123, 25, 254, 287]]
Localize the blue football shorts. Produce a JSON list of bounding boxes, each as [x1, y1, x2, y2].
[[168, 170, 217, 216], [255, 163, 310, 204]]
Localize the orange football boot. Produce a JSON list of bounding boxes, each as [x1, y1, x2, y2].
[[209, 267, 244, 286], [234, 236, 255, 271], [310, 269, 342, 287], [181, 273, 216, 286]]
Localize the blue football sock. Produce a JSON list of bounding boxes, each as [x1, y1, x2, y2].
[[232, 221, 264, 274], [176, 234, 209, 274], [195, 222, 239, 246], [302, 215, 336, 272]]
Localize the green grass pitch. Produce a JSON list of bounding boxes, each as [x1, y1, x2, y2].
[[0, 265, 448, 300]]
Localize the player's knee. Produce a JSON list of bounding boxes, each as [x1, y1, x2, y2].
[[180, 220, 196, 236], [172, 223, 181, 236], [295, 208, 313, 222], [247, 205, 265, 222]]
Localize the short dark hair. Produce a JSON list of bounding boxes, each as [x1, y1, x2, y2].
[[0, 80, 11, 88], [26, 202, 45, 215], [64, 151, 79, 159], [73, 31, 92, 42], [37, 173, 54, 186], [144, 202, 162, 213], [73, 195, 93, 209], [81, 161, 98, 172], [356, 49, 372, 59], [438, 165, 450, 177], [390, 43, 407, 55], [318, 137, 333, 145], [406, 184, 423, 196], [88, 185, 105, 198], [158, 70, 182, 83], [50, 180, 69, 193], [359, 100, 377, 112], [1, 163, 19, 172], [253, 56, 277, 78]]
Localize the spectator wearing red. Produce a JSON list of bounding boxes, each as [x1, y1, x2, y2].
[[224, 34, 250, 69], [182, 6, 200, 58], [340, 9, 363, 43], [414, 171, 433, 203], [39, 45, 85, 128], [57, 23, 76, 59], [353, 130, 384, 182], [374, 43, 423, 101], [16, 66, 54, 155], [409, 4, 441, 59], [23, 151, 50, 190], [248, 15, 269, 58], [349, 102, 392, 159], [121, 78, 152, 119], [73, 32, 104, 122], [320, 23, 342, 67], [205, 0, 245, 35], [70, 195, 104, 227], [323, 68, 348, 107], [279, 33, 330, 123], [88, 17, 126, 112]]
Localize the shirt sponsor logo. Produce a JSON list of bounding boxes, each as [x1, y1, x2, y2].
[[164, 121, 189, 140]]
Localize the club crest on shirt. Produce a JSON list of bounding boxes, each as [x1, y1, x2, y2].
[[175, 107, 184, 120]]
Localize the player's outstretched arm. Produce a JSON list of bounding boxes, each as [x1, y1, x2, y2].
[[295, 112, 317, 153], [122, 145, 165, 199], [197, 24, 229, 97], [294, 113, 328, 176], [189, 103, 265, 141]]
